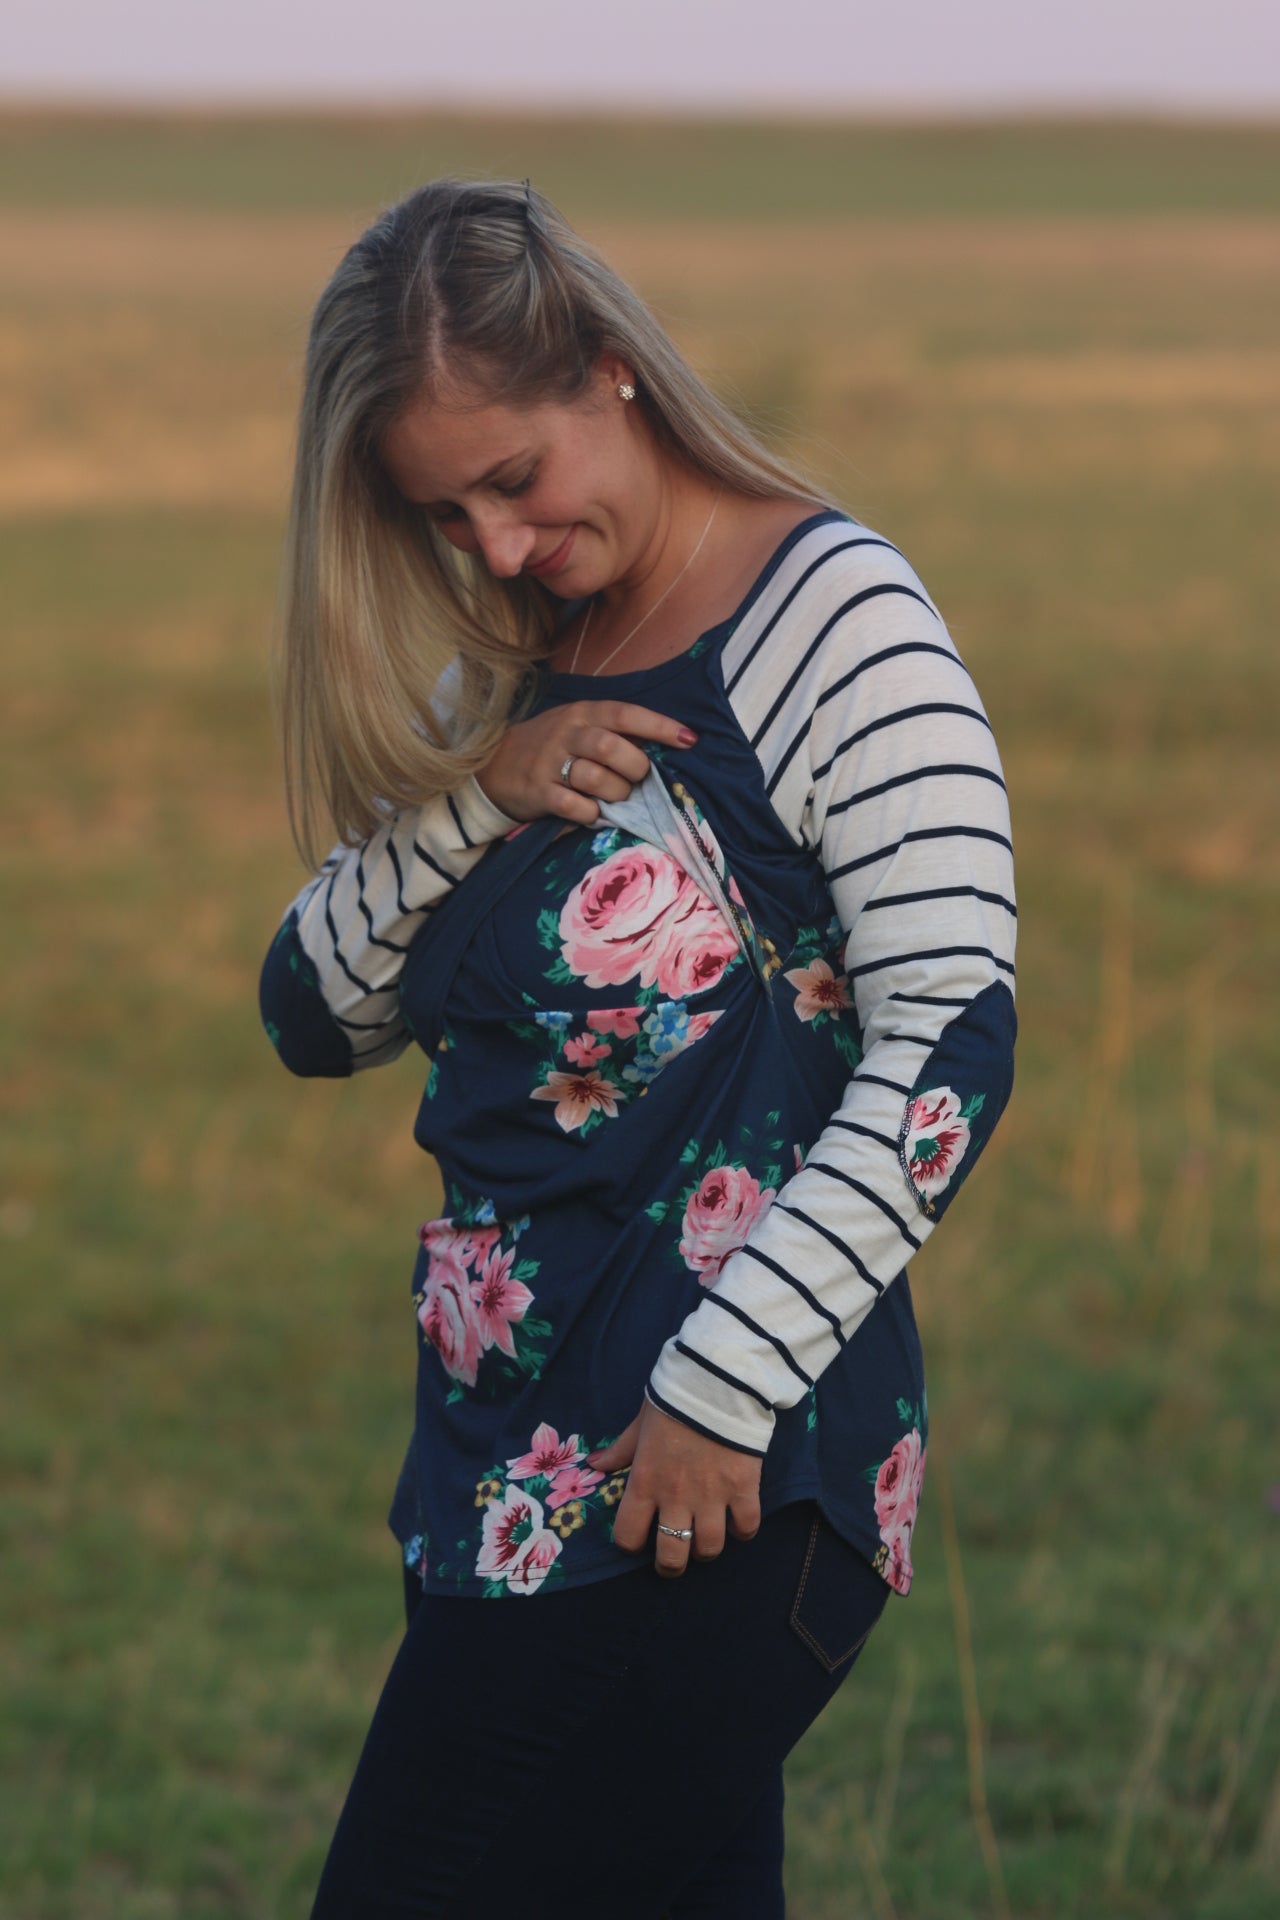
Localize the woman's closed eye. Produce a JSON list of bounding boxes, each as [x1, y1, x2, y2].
[[427, 470, 536, 524]]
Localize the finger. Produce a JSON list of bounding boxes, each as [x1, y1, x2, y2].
[[610, 1483, 654, 1556], [692, 1511, 726, 1562], [727, 1495, 761, 1543], [544, 781, 601, 826], [558, 751, 637, 806], [587, 702, 700, 752], [572, 725, 653, 787], [587, 1414, 641, 1473], [653, 1513, 694, 1579]]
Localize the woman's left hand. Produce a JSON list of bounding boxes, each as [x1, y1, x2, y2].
[[587, 1400, 762, 1577]]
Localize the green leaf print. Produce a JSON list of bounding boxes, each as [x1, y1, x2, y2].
[[544, 956, 576, 986], [960, 1092, 987, 1121], [765, 1109, 781, 1127], [536, 908, 562, 952], [706, 1140, 728, 1170], [645, 1200, 671, 1223], [511, 1259, 540, 1284], [833, 1026, 863, 1070], [482, 1579, 508, 1600], [509, 1022, 545, 1044], [679, 1139, 701, 1166], [446, 1382, 465, 1406], [763, 1164, 782, 1189]]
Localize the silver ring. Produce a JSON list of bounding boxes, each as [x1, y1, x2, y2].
[[559, 755, 576, 786], [657, 1523, 694, 1541]]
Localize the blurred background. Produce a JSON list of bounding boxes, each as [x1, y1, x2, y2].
[[2, 5, 1278, 1916]]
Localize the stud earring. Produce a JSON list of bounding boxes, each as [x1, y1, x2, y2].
[[618, 382, 636, 401]]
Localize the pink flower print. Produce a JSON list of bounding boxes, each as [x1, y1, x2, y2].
[[546, 1462, 605, 1509], [685, 1012, 720, 1044], [530, 1069, 621, 1132], [783, 956, 853, 1022], [587, 1007, 644, 1039], [650, 890, 738, 998], [417, 1267, 483, 1387], [418, 1217, 500, 1269], [475, 1486, 563, 1594], [558, 844, 689, 988], [880, 1522, 915, 1595], [506, 1422, 585, 1482], [874, 1428, 925, 1539], [563, 1031, 611, 1068], [504, 1526, 562, 1593], [903, 1088, 971, 1200], [679, 1165, 777, 1282], [471, 1244, 535, 1359]]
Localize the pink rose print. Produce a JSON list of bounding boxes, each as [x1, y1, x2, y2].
[[586, 1007, 644, 1038], [475, 1486, 563, 1594], [679, 1165, 777, 1282], [417, 1266, 483, 1387], [874, 1428, 926, 1594], [558, 845, 688, 989], [651, 891, 739, 998], [545, 1462, 605, 1509], [903, 1088, 971, 1200], [881, 1524, 914, 1596], [472, 1244, 535, 1358], [563, 1032, 611, 1068], [506, 1422, 585, 1482], [558, 846, 736, 997], [530, 1069, 622, 1132], [874, 1428, 925, 1537], [419, 1217, 500, 1268], [783, 955, 853, 1022]]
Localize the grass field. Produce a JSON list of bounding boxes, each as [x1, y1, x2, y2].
[[1, 112, 1278, 1918]]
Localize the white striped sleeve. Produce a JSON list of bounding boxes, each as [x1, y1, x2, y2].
[[281, 773, 520, 1073], [646, 527, 1017, 1453]]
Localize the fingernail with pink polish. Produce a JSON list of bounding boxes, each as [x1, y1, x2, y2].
[[677, 728, 698, 746]]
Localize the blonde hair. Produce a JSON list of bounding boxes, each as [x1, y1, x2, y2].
[[278, 176, 831, 867]]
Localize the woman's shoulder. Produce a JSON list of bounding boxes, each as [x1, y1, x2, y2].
[[724, 507, 946, 695]]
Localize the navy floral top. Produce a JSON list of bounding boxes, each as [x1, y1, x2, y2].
[[260, 512, 1017, 1601]]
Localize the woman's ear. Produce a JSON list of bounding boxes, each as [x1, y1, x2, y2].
[[593, 351, 636, 398]]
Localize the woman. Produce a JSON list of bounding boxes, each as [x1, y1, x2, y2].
[[260, 178, 1016, 1918]]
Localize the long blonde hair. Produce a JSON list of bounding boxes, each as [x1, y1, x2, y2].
[[278, 176, 831, 867]]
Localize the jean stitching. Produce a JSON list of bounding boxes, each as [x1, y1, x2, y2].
[[788, 1514, 882, 1672]]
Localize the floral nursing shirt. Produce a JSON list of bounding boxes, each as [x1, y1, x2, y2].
[[261, 512, 1017, 1603]]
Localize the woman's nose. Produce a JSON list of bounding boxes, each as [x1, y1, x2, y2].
[[473, 513, 537, 579]]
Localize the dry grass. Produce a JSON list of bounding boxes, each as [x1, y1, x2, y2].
[[3, 134, 1279, 1920]]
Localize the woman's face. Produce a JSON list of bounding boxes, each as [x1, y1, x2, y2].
[[380, 356, 662, 596]]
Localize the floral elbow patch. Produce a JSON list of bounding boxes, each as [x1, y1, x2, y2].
[[896, 980, 1016, 1221]]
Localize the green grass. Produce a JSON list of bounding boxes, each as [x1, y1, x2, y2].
[[3, 109, 1280, 217], [2, 111, 1279, 1918]]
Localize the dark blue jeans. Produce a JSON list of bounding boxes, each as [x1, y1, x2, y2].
[[310, 1499, 890, 1918]]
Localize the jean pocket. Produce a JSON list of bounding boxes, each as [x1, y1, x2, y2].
[[788, 1508, 891, 1673]]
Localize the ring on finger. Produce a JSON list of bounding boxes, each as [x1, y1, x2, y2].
[[559, 755, 577, 786], [657, 1523, 694, 1541]]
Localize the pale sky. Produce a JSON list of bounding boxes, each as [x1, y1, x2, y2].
[[6, 0, 1280, 111]]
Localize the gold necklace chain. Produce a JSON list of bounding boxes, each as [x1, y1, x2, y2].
[[568, 490, 722, 676]]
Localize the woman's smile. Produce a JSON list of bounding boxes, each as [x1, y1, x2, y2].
[[525, 526, 578, 578]]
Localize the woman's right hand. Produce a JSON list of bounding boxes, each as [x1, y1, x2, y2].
[[475, 701, 699, 825]]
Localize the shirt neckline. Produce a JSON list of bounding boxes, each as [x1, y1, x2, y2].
[[537, 507, 850, 696]]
